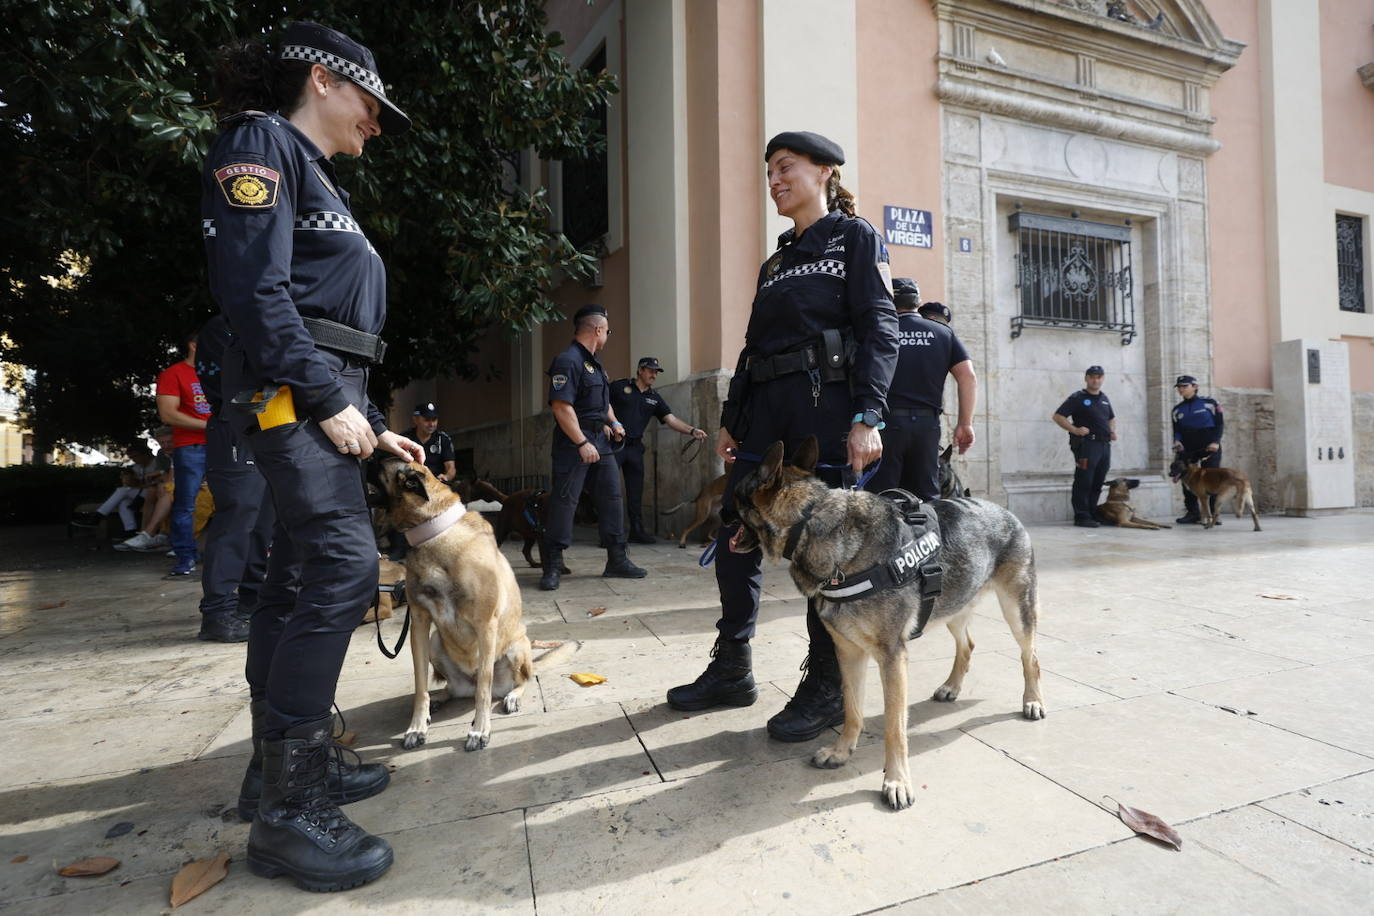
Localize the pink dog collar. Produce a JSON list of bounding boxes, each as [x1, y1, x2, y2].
[[404, 502, 467, 547]]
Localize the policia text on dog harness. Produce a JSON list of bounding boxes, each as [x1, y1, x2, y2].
[[785, 488, 944, 639]]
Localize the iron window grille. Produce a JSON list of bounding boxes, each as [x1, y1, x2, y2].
[[1337, 214, 1366, 313], [1010, 211, 1136, 345]]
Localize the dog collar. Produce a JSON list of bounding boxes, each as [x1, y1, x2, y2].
[[781, 501, 819, 561], [405, 501, 467, 547]]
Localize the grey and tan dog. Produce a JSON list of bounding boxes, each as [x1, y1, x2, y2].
[[1097, 478, 1171, 529], [372, 458, 576, 752], [731, 437, 1044, 811]]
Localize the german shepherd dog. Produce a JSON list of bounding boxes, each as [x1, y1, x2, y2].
[[937, 443, 972, 498], [1169, 459, 1262, 531], [731, 437, 1044, 810], [372, 459, 576, 751], [660, 473, 727, 548], [1097, 478, 1171, 529]]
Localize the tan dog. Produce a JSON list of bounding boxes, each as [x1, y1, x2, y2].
[[1170, 459, 1262, 531], [372, 458, 538, 752], [1097, 478, 1172, 529], [661, 473, 727, 548]]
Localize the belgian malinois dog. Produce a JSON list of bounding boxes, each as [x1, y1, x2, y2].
[[1169, 459, 1262, 531], [660, 473, 727, 548], [1097, 478, 1171, 529], [731, 437, 1044, 811]]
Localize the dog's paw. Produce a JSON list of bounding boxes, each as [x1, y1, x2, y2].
[[811, 745, 850, 769], [677, 543, 686, 549], [464, 730, 490, 752], [502, 694, 521, 714], [882, 778, 915, 811], [932, 684, 961, 703], [1023, 700, 1045, 720], [402, 730, 427, 750]]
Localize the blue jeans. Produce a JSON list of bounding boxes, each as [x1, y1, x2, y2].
[[171, 443, 207, 569]]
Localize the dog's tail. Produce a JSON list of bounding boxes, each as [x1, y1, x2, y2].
[[659, 499, 691, 515], [532, 639, 582, 671]]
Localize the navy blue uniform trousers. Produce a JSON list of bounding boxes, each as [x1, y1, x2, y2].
[[1071, 438, 1111, 521], [198, 416, 275, 619], [867, 410, 941, 500], [716, 373, 851, 649], [546, 434, 626, 550], [614, 438, 648, 529]]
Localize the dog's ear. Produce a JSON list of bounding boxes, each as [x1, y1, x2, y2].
[[1126, 478, 1140, 489], [791, 436, 819, 474], [400, 466, 430, 502], [941, 443, 954, 461], [759, 440, 786, 487]]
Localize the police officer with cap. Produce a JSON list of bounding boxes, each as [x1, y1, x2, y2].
[[541, 304, 648, 590], [666, 129, 899, 743], [1171, 374, 1224, 524], [610, 357, 709, 543], [403, 402, 456, 483], [865, 279, 976, 499], [1052, 366, 1116, 527], [205, 20, 422, 891]]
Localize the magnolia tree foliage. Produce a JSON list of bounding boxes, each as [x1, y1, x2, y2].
[[0, 0, 615, 454]]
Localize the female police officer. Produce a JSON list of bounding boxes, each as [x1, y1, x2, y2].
[[666, 131, 899, 742], [204, 22, 423, 891]]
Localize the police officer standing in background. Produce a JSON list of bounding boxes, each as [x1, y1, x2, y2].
[[541, 305, 648, 590], [1052, 366, 1116, 528], [865, 279, 976, 499], [402, 401, 456, 483], [1171, 374, 1224, 524], [610, 357, 709, 543]]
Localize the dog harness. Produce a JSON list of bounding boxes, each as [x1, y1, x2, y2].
[[404, 501, 467, 547], [796, 488, 944, 639]]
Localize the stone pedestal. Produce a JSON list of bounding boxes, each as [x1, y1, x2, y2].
[[1272, 339, 1356, 515]]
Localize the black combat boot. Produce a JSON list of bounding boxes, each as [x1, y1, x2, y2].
[[628, 519, 657, 545], [666, 638, 758, 710], [602, 543, 647, 579], [238, 702, 391, 822], [766, 647, 845, 742], [246, 718, 394, 892], [198, 610, 250, 643], [539, 541, 563, 591]]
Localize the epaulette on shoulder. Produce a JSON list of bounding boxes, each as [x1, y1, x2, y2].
[[217, 110, 277, 129]]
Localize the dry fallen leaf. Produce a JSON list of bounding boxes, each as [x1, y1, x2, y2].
[[11, 855, 28, 863], [568, 672, 608, 687], [1259, 593, 1298, 600], [58, 857, 120, 876], [36, 601, 67, 610], [586, 606, 607, 618], [531, 639, 563, 649], [336, 731, 357, 748], [170, 851, 230, 908], [1106, 797, 1183, 850]]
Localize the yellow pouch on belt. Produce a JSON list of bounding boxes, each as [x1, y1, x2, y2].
[[253, 386, 298, 430]]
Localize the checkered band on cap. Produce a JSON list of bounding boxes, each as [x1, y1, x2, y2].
[[281, 44, 388, 101]]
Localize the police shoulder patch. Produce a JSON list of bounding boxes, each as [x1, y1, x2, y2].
[[876, 261, 894, 296], [551, 374, 569, 391], [215, 163, 280, 209]]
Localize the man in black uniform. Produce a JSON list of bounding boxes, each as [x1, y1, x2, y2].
[[1171, 374, 1224, 524], [1052, 366, 1116, 527], [610, 357, 709, 543], [865, 279, 976, 499], [402, 401, 456, 483], [195, 314, 276, 643], [541, 305, 648, 590]]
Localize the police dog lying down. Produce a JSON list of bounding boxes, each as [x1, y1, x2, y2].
[[731, 437, 1044, 810]]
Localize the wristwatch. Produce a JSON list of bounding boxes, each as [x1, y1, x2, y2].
[[852, 409, 883, 428]]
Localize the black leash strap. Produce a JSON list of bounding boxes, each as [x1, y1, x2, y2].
[[372, 581, 411, 659]]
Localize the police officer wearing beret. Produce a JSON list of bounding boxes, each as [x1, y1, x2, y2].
[[541, 305, 648, 590], [1171, 374, 1224, 524], [610, 357, 709, 544], [865, 280, 976, 499], [667, 131, 900, 743], [194, 314, 276, 644], [403, 402, 456, 483], [1052, 366, 1116, 527], [205, 21, 424, 891]]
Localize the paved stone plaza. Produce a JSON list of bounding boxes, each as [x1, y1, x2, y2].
[[1, 510, 1372, 914]]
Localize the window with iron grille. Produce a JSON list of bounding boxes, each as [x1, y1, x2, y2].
[[1337, 214, 1366, 313], [1010, 211, 1136, 344], [560, 46, 609, 251]]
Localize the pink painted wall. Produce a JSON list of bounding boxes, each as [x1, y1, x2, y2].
[[1321, 0, 1374, 193], [1205, 0, 1271, 390], [856, 0, 944, 304]]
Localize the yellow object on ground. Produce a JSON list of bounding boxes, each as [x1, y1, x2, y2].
[[568, 673, 607, 687]]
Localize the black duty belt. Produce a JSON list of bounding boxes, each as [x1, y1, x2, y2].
[[889, 407, 940, 418], [745, 347, 820, 383], [302, 317, 387, 365]]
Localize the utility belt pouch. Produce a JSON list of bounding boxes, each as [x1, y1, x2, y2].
[[820, 329, 847, 384], [231, 385, 298, 431]]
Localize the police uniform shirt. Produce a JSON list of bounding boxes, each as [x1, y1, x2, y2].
[[1172, 395, 1223, 444], [729, 210, 899, 417], [609, 380, 672, 439], [1055, 389, 1115, 439], [201, 111, 387, 432], [887, 313, 970, 412], [402, 426, 455, 477], [194, 314, 233, 418], [547, 341, 611, 442]]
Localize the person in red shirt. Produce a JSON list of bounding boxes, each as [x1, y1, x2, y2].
[[156, 331, 211, 577]]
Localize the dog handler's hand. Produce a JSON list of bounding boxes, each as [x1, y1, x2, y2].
[[378, 431, 424, 464], [954, 422, 975, 455], [578, 441, 600, 464], [1206, 442, 1219, 452], [848, 422, 882, 476], [320, 405, 379, 458], [717, 427, 739, 463]]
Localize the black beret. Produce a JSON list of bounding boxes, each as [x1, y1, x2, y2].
[[919, 301, 953, 323], [892, 277, 920, 309], [764, 131, 845, 166], [572, 304, 607, 323], [1174, 375, 1197, 386]]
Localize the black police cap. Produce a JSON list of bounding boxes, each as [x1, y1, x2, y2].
[[764, 131, 845, 166], [919, 301, 953, 323], [1085, 365, 1105, 376], [279, 22, 411, 135], [1175, 374, 1198, 386], [638, 357, 663, 371], [572, 304, 607, 323], [891, 277, 920, 310], [414, 401, 438, 419]]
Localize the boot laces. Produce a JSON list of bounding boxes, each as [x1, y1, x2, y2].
[[789, 653, 838, 704], [284, 743, 354, 844]]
